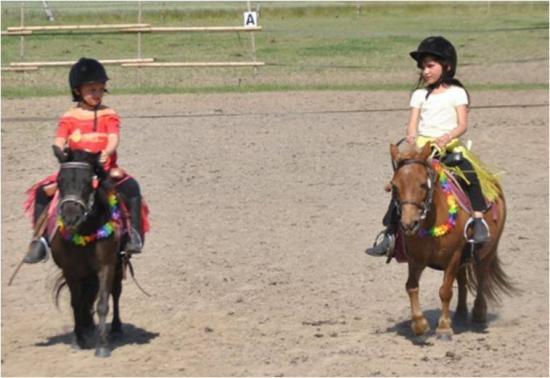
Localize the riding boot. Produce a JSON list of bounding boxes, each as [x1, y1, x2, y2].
[[365, 228, 395, 257], [125, 197, 143, 254], [365, 201, 398, 257], [472, 218, 490, 243], [24, 237, 49, 264], [23, 201, 49, 264]]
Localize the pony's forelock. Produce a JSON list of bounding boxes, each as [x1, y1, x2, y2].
[[396, 143, 423, 161]]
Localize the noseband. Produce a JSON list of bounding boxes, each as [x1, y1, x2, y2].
[[58, 162, 97, 217], [392, 159, 436, 221]]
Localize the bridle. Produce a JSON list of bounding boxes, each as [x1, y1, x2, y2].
[[391, 158, 437, 222], [58, 161, 97, 221]]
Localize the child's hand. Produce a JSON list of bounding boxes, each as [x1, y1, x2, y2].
[[406, 135, 416, 144], [435, 133, 452, 148], [99, 151, 109, 164]]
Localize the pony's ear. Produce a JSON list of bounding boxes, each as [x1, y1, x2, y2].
[[419, 143, 432, 160], [52, 145, 68, 163], [390, 144, 400, 162]]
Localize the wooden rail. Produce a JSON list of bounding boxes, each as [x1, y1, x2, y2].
[[10, 58, 155, 68], [1, 66, 39, 72], [6, 23, 151, 33], [122, 61, 265, 68], [1, 30, 32, 36], [121, 26, 263, 33]]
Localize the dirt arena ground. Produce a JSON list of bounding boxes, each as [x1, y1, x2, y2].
[[1, 89, 548, 376]]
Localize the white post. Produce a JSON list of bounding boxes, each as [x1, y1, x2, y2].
[[137, 0, 142, 59], [247, 1, 258, 75], [137, 0, 143, 88], [42, 0, 55, 21], [20, 2, 25, 62]]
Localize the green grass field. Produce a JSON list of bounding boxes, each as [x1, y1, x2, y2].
[[1, 1, 548, 97]]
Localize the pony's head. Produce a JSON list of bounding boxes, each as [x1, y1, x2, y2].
[[390, 143, 435, 235], [53, 145, 106, 232]]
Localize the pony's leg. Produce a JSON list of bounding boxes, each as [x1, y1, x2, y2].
[[436, 260, 460, 340], [406, 262, 429, 336], [454, 265, 468, 325], [82, 277, 98, 328], [95, 265, 115, 358], [80, 277, 99, 346], [472, 256, 490, 325], [110, 261, 123, 339], [67, 279, 88, 350]]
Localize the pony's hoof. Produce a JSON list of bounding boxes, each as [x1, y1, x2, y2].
[[71, 341, 83, 352], [411, 318, 430, 336], [95, 347, 111, 358], [71, 336, 88, 351], [436, 329, 453, 341], [471, 320, 488, 332], [412, 334, 430, 345]]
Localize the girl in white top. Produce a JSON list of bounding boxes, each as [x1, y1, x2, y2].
[[367, 36, 494, 257]]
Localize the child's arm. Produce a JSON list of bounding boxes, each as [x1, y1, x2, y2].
[[100, 133, 119, 163], [54, 137, 67, 150], [435, 105, 468, 148], [406, 107, 420, 144]]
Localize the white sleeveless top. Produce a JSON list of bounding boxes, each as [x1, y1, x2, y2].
[[409, 86, 469, 138]]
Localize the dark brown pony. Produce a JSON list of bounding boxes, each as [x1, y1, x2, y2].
[[51, 146, 123, 357], [389, 143, 515, 340]]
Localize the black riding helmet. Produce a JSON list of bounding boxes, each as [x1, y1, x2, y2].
[[409, 36, 457, 78], [69, 58, 109, 102]]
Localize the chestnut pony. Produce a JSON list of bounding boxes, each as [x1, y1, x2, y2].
[[389, 142, 515, 339]]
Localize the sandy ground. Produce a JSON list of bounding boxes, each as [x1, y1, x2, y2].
[[1, 89, 548, 376]]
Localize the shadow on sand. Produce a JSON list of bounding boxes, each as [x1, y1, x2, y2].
[[35, 323, 159, 351], [386, 308, 498, 345]]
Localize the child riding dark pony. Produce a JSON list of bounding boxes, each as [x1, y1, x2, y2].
[[24, 57, 148, 263]]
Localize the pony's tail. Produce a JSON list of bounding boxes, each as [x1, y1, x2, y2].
[[53, 272, 67, 309], [465, 254, 520, 304]]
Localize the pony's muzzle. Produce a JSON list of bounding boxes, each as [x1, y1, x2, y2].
[[59, 200, 86, 230], [401, 219, 421, 235]]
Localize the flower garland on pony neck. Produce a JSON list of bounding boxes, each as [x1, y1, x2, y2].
[[57, 192, 121, 246], [418, 160, 458, 238]]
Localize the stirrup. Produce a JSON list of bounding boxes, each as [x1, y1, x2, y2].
[[125, 228, 143, 254], [365, 230, 395, 257], [24, 237, 49, 264], [464, 217, 490, 244]]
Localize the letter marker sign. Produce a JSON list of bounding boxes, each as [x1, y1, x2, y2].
[[244, 11, 258, 28]]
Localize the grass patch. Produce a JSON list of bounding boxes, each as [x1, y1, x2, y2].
[[1, 2, 548, 98]]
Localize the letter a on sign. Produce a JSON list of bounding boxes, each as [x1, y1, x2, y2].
[[244, 11, 257, 27]]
